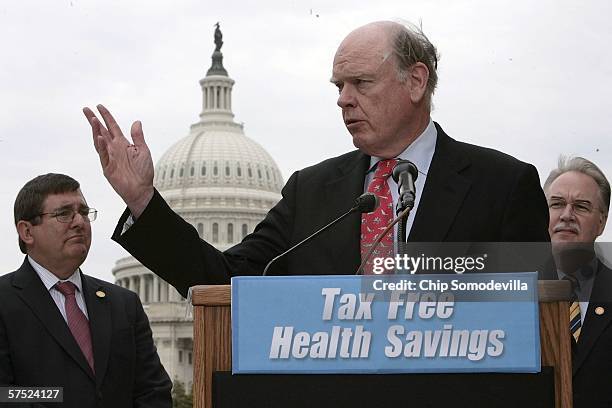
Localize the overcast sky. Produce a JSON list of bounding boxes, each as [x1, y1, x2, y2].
[[1, 0, 611, 282]]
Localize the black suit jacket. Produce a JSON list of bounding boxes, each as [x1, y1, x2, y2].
[[572, 260, 612, 408], [0, 258, 172, 408], [113, 123, 550, 297]]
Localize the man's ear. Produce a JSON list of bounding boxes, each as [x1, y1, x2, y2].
[[16, 220, 35, 247], [597, 212, 608, 237], [406, 62, 429, 104]]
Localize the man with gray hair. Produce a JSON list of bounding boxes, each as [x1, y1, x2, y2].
[[544, 156, 611, 408], [83, 21, 549, 290]]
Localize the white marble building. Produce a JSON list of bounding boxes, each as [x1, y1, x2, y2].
[[112, 26, 283, 387]]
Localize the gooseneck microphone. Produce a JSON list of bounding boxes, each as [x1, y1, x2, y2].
[[262, 192, 379, 276], [392, 159, 419, 244], [392, 159, 419, 215]]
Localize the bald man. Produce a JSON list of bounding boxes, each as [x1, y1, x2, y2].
[[83, 20, 549, 294]]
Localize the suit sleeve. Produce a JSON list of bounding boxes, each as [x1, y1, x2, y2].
[[0, 309, 14, 385], [128, 292, 172, 408], [501, 163, 550, 242], [112, 172, 298, 297], [0, 307, 35, 408]]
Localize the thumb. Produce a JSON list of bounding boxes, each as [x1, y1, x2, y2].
[[130, 120, 147, 148]]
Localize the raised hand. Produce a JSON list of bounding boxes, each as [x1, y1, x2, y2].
[[83, 104, 154, 218]]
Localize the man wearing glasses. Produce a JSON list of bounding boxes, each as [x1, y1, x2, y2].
[[544, 157, 611, 408], [0, 173, 171, 407]]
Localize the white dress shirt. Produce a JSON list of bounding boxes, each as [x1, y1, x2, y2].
[[364, 118, 437, 240], [28, 256, 89, 321]]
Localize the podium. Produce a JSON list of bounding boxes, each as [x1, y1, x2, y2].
[[191, 281, 573, 408]]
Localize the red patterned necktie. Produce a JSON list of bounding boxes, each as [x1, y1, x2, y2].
[[55, 281, 95, 373], [361, 159, 396, 274]]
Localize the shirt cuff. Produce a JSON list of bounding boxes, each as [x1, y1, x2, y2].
[[121, 214, 136, 235]]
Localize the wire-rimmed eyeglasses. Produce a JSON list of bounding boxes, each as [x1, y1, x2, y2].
[[34, 207, 98, 223], [548, 199, 599, 216]]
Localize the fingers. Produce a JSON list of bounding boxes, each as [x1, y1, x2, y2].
[[83, 107, 109, 155], [82, 107, 112, 167], [130, 120, 148, 149], [83, 107, 100, 150], [95, 134, 110, 168], [82, 107, 96, 123], [96, 104, 124, 141]]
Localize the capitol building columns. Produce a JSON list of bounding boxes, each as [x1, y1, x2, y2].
[[115, 271, 185, 305]]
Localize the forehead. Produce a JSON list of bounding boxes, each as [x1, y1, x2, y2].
[[42, 189, 87, 210], [332, 26, 393, 79], [547, 171, 600, 201]]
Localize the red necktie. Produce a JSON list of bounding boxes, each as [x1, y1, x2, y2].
[[361, 159, 396, 274], [55, 281, 95, 373]]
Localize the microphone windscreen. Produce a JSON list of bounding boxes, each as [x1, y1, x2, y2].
[[392, 159, 419, 182], [355, 192, 379, 213]]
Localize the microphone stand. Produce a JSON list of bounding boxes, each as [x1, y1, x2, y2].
[[396, 191, 415, 245], [263, 208, 358, 276], [263, 193, 379, 276]]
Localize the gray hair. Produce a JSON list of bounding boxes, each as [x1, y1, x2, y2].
[[544, 156, 610, 215], [389, 21, 439, 108]]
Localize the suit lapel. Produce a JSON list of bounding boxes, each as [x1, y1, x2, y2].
[[573, 261, 612, 374], [82, 274, 112, 387], [324, 151, 370, 274], [12, 259, 94, 380], [409, 124, 472, 241]]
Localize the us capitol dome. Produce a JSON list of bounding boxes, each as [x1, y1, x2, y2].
[[111, 24, 283, 386]]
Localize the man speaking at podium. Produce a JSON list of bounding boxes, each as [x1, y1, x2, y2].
[[83, 20, 549, 297]]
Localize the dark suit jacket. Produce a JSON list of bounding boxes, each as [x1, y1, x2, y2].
[[572, 260, 612, 408], [113, 123, 550, 297], [0, 258, 172, 408]]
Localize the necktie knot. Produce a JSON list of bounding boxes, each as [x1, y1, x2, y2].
[[56, 281, 77, 297], [373, 159, 397, 180]]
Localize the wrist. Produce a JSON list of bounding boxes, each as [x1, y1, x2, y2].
[[127, 188, 154, 219]]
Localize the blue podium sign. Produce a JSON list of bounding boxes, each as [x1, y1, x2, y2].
[[231, 272, 540, 374]]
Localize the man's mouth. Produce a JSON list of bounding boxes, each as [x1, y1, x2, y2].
[[345, 119, 364, 127], [553, 225, 579, 235]]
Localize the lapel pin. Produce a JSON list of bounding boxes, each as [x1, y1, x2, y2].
[[96, 290, 106, 298], [595, 306, 605, 316]]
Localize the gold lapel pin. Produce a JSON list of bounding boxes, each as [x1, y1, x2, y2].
[[595, 306, 605, 316], [96, 290, 106, 298]]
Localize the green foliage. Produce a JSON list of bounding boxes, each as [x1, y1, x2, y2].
[[172, 379, 193, 408]]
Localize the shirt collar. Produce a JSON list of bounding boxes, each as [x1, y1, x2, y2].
[[28, 255, 83, 293], [368, 118, 437, 177]]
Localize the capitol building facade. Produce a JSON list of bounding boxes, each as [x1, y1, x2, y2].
[[112, 26, 283, 386]]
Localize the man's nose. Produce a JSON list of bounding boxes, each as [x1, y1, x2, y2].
[[559, 203, 575, 221], [337, 85, 356, 109], [70, 212, 87, 227]]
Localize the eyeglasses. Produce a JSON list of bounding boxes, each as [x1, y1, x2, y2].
[[548, 199, 598, 216], [35, 207, 98, 223]]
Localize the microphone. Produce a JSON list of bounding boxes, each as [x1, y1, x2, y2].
[[392, 159, 419, 216], [354, 192, 379, 213], [392, 160, 419, 245], [262, 192, 379, 276]]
